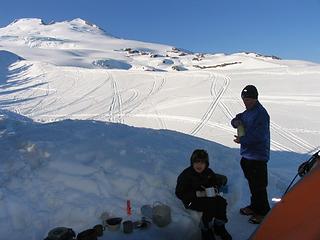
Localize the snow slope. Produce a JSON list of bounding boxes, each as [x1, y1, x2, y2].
[[0, 18, 319, 240]]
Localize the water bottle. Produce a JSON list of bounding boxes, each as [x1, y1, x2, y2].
[[237, 124, 245, 137]]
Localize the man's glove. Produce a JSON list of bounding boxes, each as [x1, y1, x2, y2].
[[231, 118, 242, 128]]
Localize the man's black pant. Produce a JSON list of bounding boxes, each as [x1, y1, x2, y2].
[[240, 157, 270, 216], [188, 196, 228, 226]]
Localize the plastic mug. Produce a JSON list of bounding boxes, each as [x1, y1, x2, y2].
[[123, 220, 133, 234], [205, 187, 216, 197]]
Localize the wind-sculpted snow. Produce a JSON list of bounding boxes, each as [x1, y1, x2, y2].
[[24, 36, 75, 48], [0, 50, 24, 66], [0, 50, 24, 84]]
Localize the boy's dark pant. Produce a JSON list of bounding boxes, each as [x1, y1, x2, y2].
[[240, 157, 270, 216], [188, 196, 228, 226]]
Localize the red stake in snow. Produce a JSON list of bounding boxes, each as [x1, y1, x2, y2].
[[127, 200, 132, 216]]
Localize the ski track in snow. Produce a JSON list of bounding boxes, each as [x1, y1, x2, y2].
[[24, 68, 111, 120], [212, 71, 316, 154], [121, 75, 166, 115], [108, 72, 123, 123], [63, 72, 111, 118], [213, 73, 235, 120], [33, 68, 77, 117], [270, 121, 316, 152], [190, 72, 230, 136], [4, 62, 317, 155], [10, 65, 316, 155]]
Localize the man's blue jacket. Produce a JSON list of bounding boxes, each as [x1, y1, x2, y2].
[[231, 101, 270, 161]]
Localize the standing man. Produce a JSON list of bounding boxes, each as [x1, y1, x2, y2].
[[231, 85, 270, 224]]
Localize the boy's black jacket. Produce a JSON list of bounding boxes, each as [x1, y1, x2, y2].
[[175, 166, 222, 207]]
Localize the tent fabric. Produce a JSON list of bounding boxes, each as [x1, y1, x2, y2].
[[250, 157, 320, 240]]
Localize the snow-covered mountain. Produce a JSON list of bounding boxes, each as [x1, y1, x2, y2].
[[0, 18, 319, 240], [2, 18, 317, 71]]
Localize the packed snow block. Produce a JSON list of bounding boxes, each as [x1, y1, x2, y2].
[[175, 200, 202, 239], [186, 209, 202, 223], [185, 209, 202, 239]]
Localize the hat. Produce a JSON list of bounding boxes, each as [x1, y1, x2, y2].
[[190, 149, 209, 166], [241, 85, 258, 99]]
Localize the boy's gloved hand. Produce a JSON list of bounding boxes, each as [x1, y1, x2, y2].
[[196, 191, 206, 197]]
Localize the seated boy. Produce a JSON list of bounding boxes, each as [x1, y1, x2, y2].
[[175, 149, 232, 240]]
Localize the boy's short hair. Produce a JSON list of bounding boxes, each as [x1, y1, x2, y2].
[[190, 149, 209, 165]]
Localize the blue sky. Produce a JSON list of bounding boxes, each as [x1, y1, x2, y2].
[[1, 0, 320, 63]]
